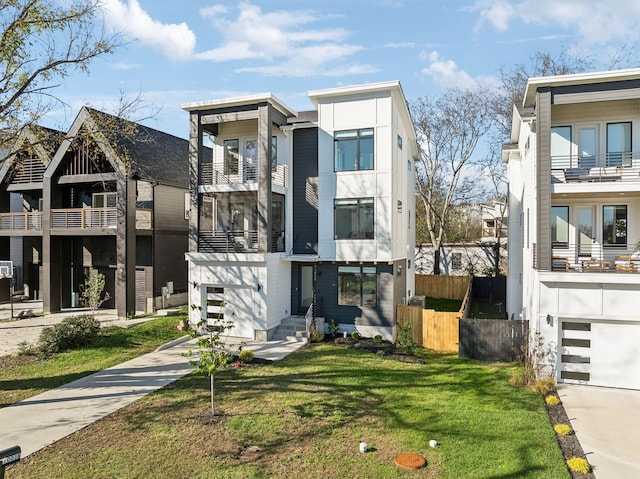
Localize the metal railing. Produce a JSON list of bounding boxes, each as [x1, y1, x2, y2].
[[551, 152, 640, 184], [200, 162, 289, 188], [0, 208, 153, 231], [549, 242, 640, 272], [198, 229, 285, 253]]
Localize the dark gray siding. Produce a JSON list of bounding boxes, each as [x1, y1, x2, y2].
[[312, 262, 396, 328], [292, 128, 318, 254]]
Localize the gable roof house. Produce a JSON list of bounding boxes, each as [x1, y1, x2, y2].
[[183, 81, 418, 341], [0, 107, 191, 318], [504, 68, 640, 390]]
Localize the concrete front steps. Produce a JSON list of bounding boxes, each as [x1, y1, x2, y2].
[[269, 316, 309, 342]]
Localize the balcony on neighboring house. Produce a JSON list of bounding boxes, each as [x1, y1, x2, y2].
[[0, 208, 153, 232]]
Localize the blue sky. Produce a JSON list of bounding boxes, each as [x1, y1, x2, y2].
[[45, 0, 640, 140]]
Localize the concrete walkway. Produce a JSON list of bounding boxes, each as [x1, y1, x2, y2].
[[557, 384, 640, 479], [0, 303, 307, 459]]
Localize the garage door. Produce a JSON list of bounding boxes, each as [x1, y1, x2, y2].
[[559, 320, 640, 390], [204, 285, 254, 339]]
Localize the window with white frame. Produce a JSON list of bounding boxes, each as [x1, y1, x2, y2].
[[93, 192, 116, 208], [607, 122, 631, 167], [551, 206, 569, 248], [451, 253, 462, 271], [223, 139, 239, 175], [603, 205, 627, 246]]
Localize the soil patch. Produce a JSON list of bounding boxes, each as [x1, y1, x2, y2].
[[545, 387, 596, 479], [324, 336, 425, 364]]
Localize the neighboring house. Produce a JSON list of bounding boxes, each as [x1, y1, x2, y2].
[[504, 68, 640, 390], [480, 201, 508, 243], [0, 107, 191, 318], [183, 81, 417, 341], [415, 242, 508, 276]]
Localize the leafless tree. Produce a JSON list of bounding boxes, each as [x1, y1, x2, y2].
[[0, 0, 121, 151], [411, 88, 493, 274]]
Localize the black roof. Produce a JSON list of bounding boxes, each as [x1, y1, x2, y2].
[[85, 108, 192, 188]]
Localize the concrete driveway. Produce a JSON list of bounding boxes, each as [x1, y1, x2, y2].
[[557, 384, 640, 479]]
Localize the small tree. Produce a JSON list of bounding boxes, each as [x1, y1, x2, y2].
[[184, 303, 239, 416], [81, 267, 111, 316]]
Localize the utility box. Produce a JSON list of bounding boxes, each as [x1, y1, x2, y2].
[[408, 295, 426, 308]]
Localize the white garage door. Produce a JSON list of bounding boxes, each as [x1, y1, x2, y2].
[[559, 320, 640, 390], [204, 285, 255, 339]]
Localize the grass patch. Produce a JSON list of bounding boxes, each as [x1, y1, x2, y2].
[[0, 315, 188, 407], [469, 298, 507, 319], [8, 344, 569, 478], [424, 297, 462, 312]]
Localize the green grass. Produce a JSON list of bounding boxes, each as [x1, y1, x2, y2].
[[0, 314, 188, 406], [469, 298, 508, 319], [8, 344, 569, 479], [424, 297, 462, 312]]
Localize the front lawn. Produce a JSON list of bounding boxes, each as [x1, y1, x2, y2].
[[0, 314, 188, 407], [8, 343, 569, 478]]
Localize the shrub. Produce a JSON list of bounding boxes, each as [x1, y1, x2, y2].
[[376, 350, 385, 357], [395, 323, 417, 355], [545, 394, 561, 406], [238, 349, 255, 363], [554, 424, 573, 436], [531, 378, 556, 395], [328, 319, 340, 337], [38, 314, 100, 355], [374, 334, 383, 344], [309, 328, 325, 343], [353, 342, 363, 349], [351, 331, 360, 341], [566, 457, 590, 474]]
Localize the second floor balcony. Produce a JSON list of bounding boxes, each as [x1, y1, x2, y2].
[[198, 229, 285, 253], [199, 161, 288, 189], [551, 152, 640, 186], [535, 241, 640, 273], [0, 208, 153, 233]]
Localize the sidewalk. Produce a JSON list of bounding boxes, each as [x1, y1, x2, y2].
[[0, 304, 307, 459]]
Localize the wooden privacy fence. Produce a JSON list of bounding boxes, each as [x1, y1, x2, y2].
[[458, 319, 528, 362], [397, 304, 459, 352], [415, 274, 471, 300]]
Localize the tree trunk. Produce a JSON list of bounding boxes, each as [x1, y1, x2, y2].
[[210, 374, 215, 416], [433, 248, 441, 275]]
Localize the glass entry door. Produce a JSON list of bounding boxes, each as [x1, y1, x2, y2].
[[299, 265, 314, 314], [577, 207, 595, 257]]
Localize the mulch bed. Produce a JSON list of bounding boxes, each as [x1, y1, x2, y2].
[[544, 387, 596, 479], [326, 336, 425, 364]]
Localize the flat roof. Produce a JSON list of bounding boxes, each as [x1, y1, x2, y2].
[[180, 93, 297, 118], [307, 80, 402, 105], [523, 67, 640, 107]]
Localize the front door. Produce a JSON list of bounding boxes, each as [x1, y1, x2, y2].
[[299, 265, 314, 314], [577, 206, 595, 257]]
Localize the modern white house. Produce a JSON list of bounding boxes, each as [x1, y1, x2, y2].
[[504, 68, 640, 390], [182, 81, 417, 341]]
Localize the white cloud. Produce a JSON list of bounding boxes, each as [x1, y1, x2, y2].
[[420, 51, 478, 90], [102, 0, 196, 60], [470, 0, 640, 44], [195, 2, 373, 77]]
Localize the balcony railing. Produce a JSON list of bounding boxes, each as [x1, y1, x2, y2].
[[198, 229, 285, 253], [199, 162, 288, 188], [0, 212, 42, 231], [0, 208, 153, 231], [551, 152, 640, 184], [549, 243, 640, 273]]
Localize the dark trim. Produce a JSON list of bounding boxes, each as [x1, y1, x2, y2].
[[561, 338, 591, 348], [562, 321, 591, 331], [561, 370, 590, 381]]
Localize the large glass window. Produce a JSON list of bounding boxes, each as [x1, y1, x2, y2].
[[334, 198, 374, 239], [603, 205, 627, 246], [338, 266, 377, 307], [551, 126, 572, 169], [223, 139, 239, 175], [93, 192, 116, 208], [334, 128, 374, 171], [607, 122, 632, 167], [551, 206, 569, 248]]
